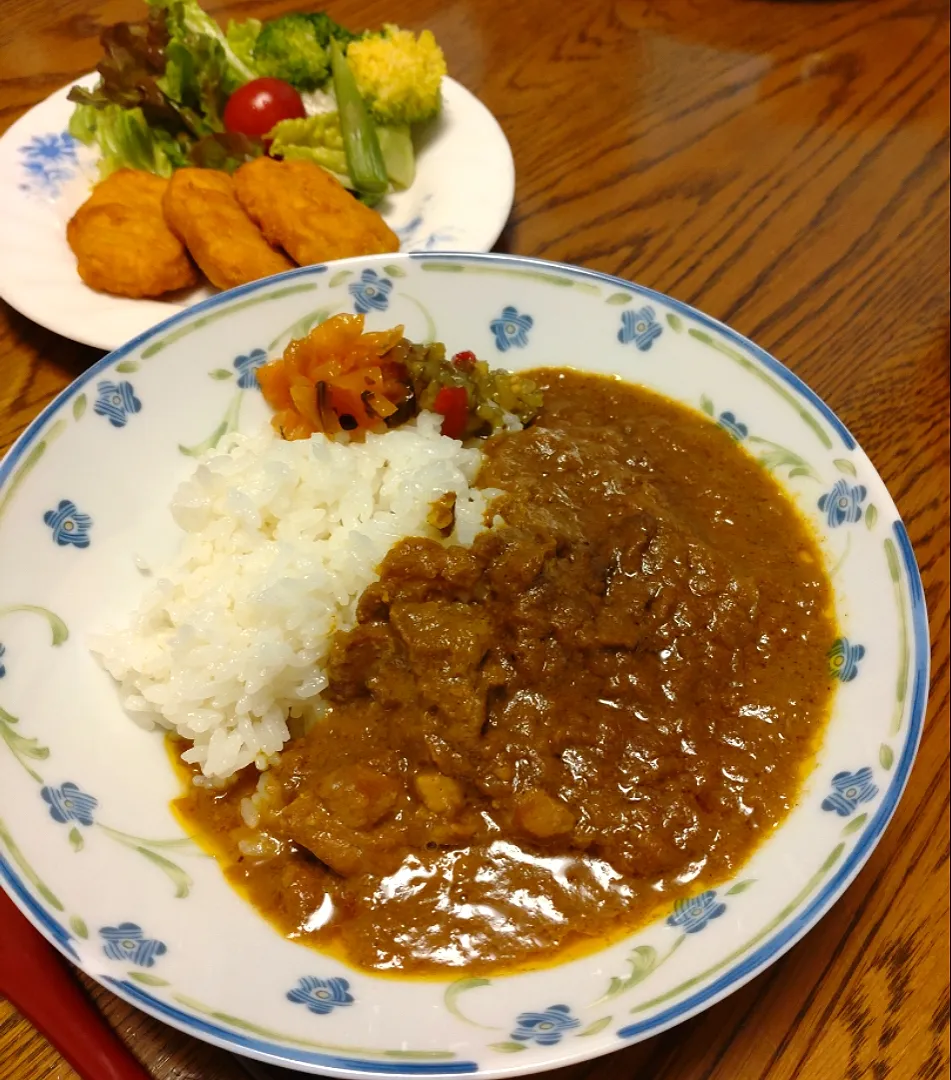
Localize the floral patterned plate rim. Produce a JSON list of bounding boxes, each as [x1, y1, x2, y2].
[[0, 74, 514, 352], [0, 253, 929, 1079]]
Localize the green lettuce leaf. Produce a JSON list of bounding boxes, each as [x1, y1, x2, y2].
[[79, 104, 190, 178], [189, 131, 263, 172], [67, 103, 98, 145], [154, 0, 258, 95], [375, 123, 415, 189], [267, 114, 349, 181], [226, 18, 261, 68]]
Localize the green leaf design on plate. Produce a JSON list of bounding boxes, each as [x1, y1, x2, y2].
[[97, 825, 201, 853], [0, 706, 50, 782], [142, 284, 317, 359], [69, 915, 88, 939], [879, 743, 894, 770], [267, 306, 335, 351], [0, 816, 63, 910], [174, 994, 456, 1058], [606, 292, 632, 305], [488, 1042, 527, 1054], [133, 847, 193, 898], [666, 312, 684, 332], [688, 329, 833, 448], [68, 826, 84, 852], [329, 269, 353, 287], [383, 264, 407, 277], [631, 843, 845, 1014], [399, 294, 437, 343], [72, 394, 87, 420], [115, 360, 139, 374], [419, 262, 598, 292], [841, 813, 868, 837], [700, 395, 715, 417], [0, 605, 69, 646], [209, 369, 233, 381], [725, 879, 756, 896], [577, 1016, 612, 1037], [884, 537, 910, 736], [865, 504, 878, 529], [444, 976, 496, 1028], [747, 437, 821, 483], [0, 419, 67, 527], [597, 944, 658, 1004], [128, 971, 170, 987], [834, 458, 857, 476], [884, 536, 900, 583], [98, 825, 196, 896], [179, 390, 243, 459]]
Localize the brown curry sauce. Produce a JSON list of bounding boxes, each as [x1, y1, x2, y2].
[[173, 369, 836, 976]]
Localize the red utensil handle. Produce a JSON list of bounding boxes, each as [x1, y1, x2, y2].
[[0, 888, 153, 1080]]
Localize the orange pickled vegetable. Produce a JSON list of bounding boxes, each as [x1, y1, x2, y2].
[[256, 313, 409, 439]]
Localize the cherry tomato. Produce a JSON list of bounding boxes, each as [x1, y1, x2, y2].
[[452, 350, 477, 372], [223, 78, 306, 140], [433, 386, 469, 440]]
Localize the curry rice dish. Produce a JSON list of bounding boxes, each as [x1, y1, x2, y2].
[[169, 367, 835, 976]]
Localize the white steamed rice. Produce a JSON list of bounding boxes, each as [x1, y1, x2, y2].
[[91, 413, 500, 780]]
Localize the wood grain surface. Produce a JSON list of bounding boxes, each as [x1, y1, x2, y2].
[[0, 0, 948, 1078]]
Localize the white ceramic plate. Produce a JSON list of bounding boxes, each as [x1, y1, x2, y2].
[[0, 76, 514, 351], [0, 253, 928, 1079]]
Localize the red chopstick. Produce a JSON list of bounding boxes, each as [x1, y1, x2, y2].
[[0, 887, 153, 1080]]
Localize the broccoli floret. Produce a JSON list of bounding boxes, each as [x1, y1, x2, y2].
[[253, 14, 329, 90], [307, 12, 362, 50], [251, 12, 359, 92], [346, 24, 446, 126]]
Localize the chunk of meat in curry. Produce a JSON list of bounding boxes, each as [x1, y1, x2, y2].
[[174, 369, 836, 975]]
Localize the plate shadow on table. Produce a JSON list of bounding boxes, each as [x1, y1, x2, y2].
[[1, 301, 104, 383]]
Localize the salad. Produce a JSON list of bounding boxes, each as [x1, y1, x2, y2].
[[67, 1, 447, 202]]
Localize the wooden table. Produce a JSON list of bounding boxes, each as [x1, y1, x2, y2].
[[1, 0, 948, 1077]]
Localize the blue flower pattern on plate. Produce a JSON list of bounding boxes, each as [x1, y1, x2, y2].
[[394, 213, 424, 245], [375, 204, 453, 250], [0, 642, 5, 678], [349, 270, 392, 314], [100, 923, 168, 967], [43, 500, 92, 548], [41, 782, 97, 826], [19, 132, 79, 196], [667, 890, 727, 934], [511, 1004, 580, 1046], [490, 306, 533, 351], [821, 768, 878, 817], [618, 306, 663, 351], [93, 381, 141, 428], [718, 411, 748, 440], [828, 637, 866, 682], [286, 976, 354, 1015], [817, 479, 867, 528], [418, 230, 456, 251], [233, 348, 268, 390]]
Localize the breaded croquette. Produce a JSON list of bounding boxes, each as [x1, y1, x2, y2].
[[233, 157, 399, 266], [162, 169, 294, 290], [66, 170, 198, 299]]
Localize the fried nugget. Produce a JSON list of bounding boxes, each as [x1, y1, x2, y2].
[[233, 157, 399, 266], [162, 168, 294, 290], [66, 170, 198, 299]]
